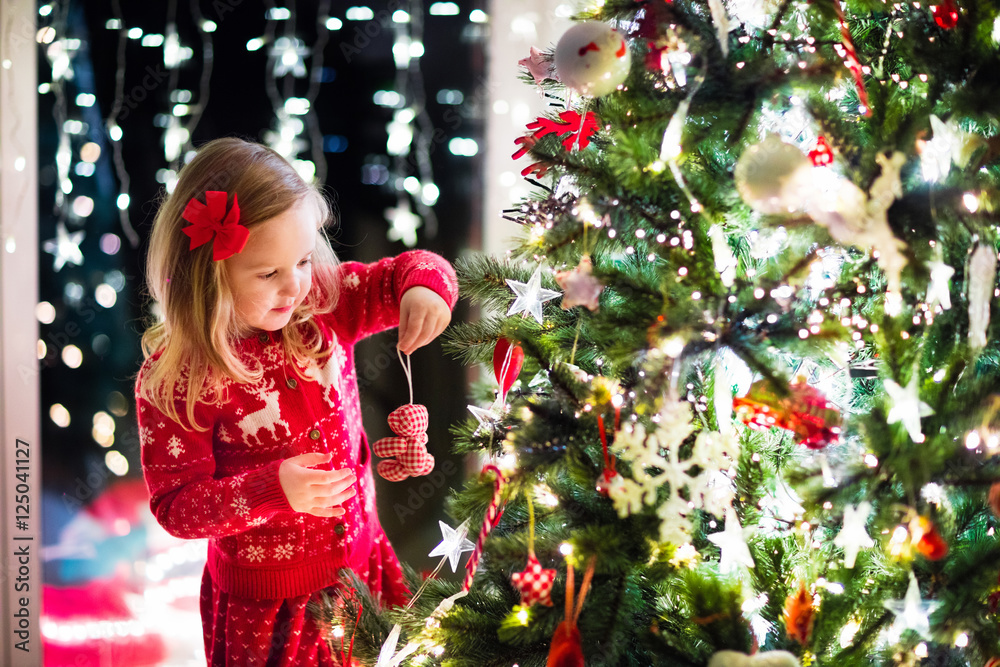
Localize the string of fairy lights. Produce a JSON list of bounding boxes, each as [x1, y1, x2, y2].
[[376, 1, 487, 246], [257, 0, 332, 185], [30, 2, 486, 654], [35, 0, 489, 494]]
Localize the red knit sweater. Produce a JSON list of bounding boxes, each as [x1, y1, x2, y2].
[[136, 251, 458, 599]]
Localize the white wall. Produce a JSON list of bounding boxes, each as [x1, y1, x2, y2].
[[0, 1, 41, 665], [482, 0, 571, 256]]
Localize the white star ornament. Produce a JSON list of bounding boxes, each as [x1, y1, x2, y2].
[[428, 519, 476, 572], [833, 502, 875, 568], [884, 571, 941, 641], [506, 265, 561, 324], [884, 377, 934, 443], [43, 222, 85, 271], [707, 507, 755, 573]]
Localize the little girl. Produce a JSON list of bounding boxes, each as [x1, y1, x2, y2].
[[134, 137, 458, 666]]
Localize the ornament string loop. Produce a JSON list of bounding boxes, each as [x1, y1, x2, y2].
[[397, 348, 414, 405], [495, 344, 514, 407]]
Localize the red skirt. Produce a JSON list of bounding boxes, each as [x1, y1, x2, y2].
[[200, 530, 409, 666]]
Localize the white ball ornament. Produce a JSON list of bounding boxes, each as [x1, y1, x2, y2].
[[554, 21, 631, 97], [734, 134, 813, 215]]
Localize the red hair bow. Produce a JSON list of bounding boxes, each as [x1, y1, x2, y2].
[[181, 191, 249, 261]]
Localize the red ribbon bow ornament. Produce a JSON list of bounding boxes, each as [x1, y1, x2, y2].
[[373, 404, 435, 481], [181, 191, 249, 261]]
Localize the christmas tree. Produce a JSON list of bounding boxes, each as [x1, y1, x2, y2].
[[320, 1, 1000, 665]]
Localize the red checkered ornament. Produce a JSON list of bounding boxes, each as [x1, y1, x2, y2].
[[373, 404, 435, 481], [511, 553, 556, 607]]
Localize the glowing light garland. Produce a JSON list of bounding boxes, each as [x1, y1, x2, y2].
[[384, 0, 438, 247], [261, 0, 331, 184]]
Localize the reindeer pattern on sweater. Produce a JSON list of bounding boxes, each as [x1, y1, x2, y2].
[[136, 251, 458, 600]]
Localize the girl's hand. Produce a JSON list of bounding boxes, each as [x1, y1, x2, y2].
[[398, 286, 451, 355], [278, 452, 356, 518]]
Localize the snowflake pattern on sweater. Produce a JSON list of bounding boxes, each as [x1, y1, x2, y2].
[[136, 250, 458, 600]]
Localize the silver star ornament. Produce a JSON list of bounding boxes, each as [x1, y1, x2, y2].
[[884, 571, 941, 640], [506, 265, 561, 324], [468, 404, 502, 436], [884, 376, 934, 443], [707, 507, 755, 573], [428, 519, 476, 572], [833, 502, 875, 568]]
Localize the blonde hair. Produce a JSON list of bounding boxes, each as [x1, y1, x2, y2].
[[137, 137, 341, 431]]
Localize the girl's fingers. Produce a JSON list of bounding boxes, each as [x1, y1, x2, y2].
[[311, 480, 358, 503], [399, 309, 427, 354], [285, 451, 332, 468], [328, 487, 357, 506], [401, 308, 449, 353], [304, 467, 356, 487]]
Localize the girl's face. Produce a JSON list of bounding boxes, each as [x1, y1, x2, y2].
[[226, 196, 320, 333]]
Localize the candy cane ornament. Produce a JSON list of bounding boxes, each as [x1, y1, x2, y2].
[[373, 351, 435, 481], [463, 464, 508, 592], [832, 0, 871, 117]]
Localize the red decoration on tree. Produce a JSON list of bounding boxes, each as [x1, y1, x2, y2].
[[373, 404, 434, 481], [832, 0, 872, 117], [547, 623, 584, 667], [645, 41, 669, 72], [910, 515, 948, 560], [986, 658, 1000, 667], [989, 480, 1000, 519], [462, 465, 508, 592], [732, 378, 842, 449], [511, 553, 557, 607], [512, 110, 601, 175], [632, 0, 673, 40], [809, 136, 835, 166], [493, 338, 525, 399], [546, 556, 596, 667], [932, 0, 959, 29], [595, 413, 620, 497], [783, 582, 816, 644], [988, 572, 1000, 613]]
